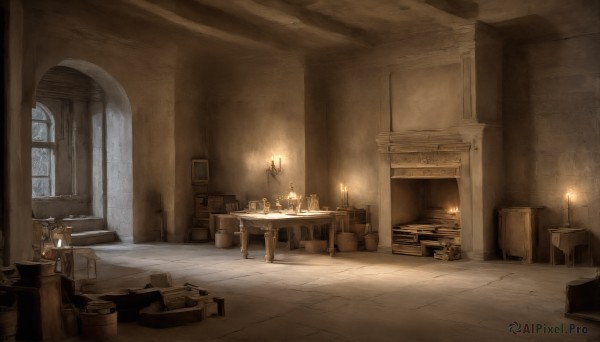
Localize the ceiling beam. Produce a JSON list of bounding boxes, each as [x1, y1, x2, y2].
[[247, 0, 373, 47], [121, 0, 280, 50], [402, 0, 474, 24]]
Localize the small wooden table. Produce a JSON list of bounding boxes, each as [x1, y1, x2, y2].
[[549, 227, 592, 266], [230, 211, 338, 263]]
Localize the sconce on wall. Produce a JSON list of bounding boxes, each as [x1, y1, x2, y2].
[[266, 155, 282, 182]]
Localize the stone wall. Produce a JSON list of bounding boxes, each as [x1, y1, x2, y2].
[[504, 34, 600, 262], [206, 54, 307, 208]]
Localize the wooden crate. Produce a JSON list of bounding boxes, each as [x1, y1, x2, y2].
[[392, 243, 423, 256]]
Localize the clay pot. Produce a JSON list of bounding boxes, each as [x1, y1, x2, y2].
[[364, 233, 379, 251]]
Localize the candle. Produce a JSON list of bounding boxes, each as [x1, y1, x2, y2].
[[344, 186, 348, 206], [566, 191, 573, 226], [278, 155, 281, 169]]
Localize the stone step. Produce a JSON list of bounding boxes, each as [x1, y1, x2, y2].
[[71, 230, 116, 246], [62, 217, 105, 233]]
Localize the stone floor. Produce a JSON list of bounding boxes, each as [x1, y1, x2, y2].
[[65, 241, 599, 341]]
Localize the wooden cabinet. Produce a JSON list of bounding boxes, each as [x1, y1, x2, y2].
[[498, 206, 543, 263], [190, 194, 237, 241]]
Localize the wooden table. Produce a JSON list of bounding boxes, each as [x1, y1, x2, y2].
[[549, 227, 592, 266], [230, 211, 338, 263]]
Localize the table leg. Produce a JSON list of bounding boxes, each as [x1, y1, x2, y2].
[[264, 223, 275, 263], [239, 222, 248, 259], [272, 228, 278, 254], [287, 227, 293, 250], [328, 219, 336, 257], [293, 225, 301, 249], [550, 241, 555, 265]]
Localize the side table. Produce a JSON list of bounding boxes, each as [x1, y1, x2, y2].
[[549, 227, 592, 266]]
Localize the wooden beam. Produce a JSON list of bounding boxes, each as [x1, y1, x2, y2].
[[122, 0, 279, 50], [248, 0, 372, 46]]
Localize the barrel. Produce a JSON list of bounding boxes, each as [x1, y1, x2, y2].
[[80, 312, 117, 339], [304, 240, 327, 253], [364, 233, 379, 252], [215, 231, 233, 248], [336, 232, 358, 252]]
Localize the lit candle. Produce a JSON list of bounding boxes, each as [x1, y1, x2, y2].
[[278, 155, 281, 169], [343, 186, 348, 206], [566, 191, 572, 226]]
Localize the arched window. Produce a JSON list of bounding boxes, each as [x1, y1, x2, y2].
[[32, 103, 55, 197]]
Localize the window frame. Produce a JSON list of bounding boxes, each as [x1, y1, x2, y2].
[[31, 103, 56, 198]]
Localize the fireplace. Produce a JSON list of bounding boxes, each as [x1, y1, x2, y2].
[[391, 178, 461, 256], [377, 125, 503, 260]]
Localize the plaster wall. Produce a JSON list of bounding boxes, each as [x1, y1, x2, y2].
[[307, 36, 469, 244], [172, 52, 214, 242], [207, 54, 306, 208], [504, 34, 600, 262], [12, 0, 181, 247], [308, 24, 503, 258], [5, 0, 31, 263]]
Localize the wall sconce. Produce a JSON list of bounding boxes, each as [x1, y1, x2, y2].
[[266, 155, 282, 182]]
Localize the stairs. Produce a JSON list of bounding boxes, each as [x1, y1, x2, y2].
[[63, 217, 117, 246]]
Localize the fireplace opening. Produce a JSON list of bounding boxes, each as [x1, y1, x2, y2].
[[391, 178, 461, 258]]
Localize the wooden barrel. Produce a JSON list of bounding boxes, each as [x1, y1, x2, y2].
[[80, 312, 117, 339], [336, 232, 357, 252], [0, 309, 17, 342], [364, 233, 379, 252], [215, 231, 232, 248]]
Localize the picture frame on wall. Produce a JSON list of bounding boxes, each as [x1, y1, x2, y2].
[[191, 159, 209, 184]]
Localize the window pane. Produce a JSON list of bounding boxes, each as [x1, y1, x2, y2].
[[32, 178, 50, 197], [32, 147, 51, 176], [32, 106, 46, 120], [32, 122, 49, 141]]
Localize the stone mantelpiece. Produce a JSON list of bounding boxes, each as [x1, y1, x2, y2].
[[377, 130, 470, 179], [377, 124, 503, 260]]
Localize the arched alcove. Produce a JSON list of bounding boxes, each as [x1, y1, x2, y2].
[[46, 59, 133, 241]]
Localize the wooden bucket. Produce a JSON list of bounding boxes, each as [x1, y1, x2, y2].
[[304, 240, 327, 253], [0, 309, 17, 342], [336, 232, 357, 252], [215, 231, 232, 248], [80, 312, 117, 339], [364, 233, 379, 251]]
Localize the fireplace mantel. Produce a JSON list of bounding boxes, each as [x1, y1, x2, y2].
[[377, 125, 502, 261], [377, 130, 471, 179]]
